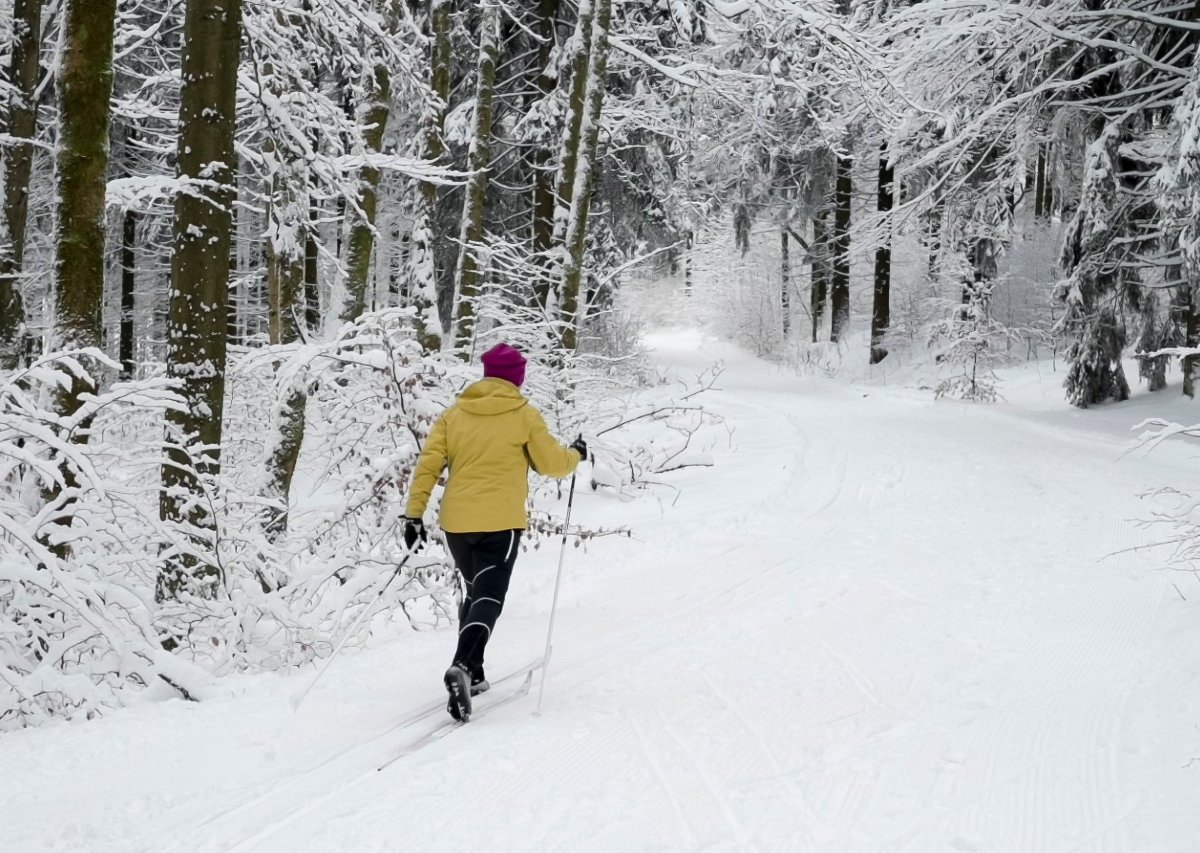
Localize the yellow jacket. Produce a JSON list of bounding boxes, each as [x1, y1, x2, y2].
[[405, 378, 581, 533]]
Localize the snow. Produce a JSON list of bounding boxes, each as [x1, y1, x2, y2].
[[4, 329, 1200, 851]]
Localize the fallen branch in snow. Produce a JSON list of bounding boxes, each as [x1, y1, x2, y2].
[[654, 458, 714, 475]]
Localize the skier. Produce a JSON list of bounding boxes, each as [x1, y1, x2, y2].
[[403, 342, 586, 721]]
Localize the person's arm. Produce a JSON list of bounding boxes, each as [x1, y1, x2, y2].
[[525, 408, 581, 479], [405, 414, 448, 518]]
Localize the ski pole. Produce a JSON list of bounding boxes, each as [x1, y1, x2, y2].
[[537, 471, 577, 713], [290, 547, 418, 711]]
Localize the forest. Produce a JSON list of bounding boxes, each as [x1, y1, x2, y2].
[[1, 0, 1198, 730]]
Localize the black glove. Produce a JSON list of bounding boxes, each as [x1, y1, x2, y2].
[[404, 517, 427, 551], [569, 436, 589, 462]]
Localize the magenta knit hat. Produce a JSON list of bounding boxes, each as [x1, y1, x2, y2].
[[481, 342, 526, 387]]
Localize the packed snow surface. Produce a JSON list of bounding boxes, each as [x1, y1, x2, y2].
[[4, 329, 1200, 851]]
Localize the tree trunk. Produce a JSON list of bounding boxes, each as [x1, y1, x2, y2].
[[0, 0, 44, 369], [227, 187, 240, 347], [118, 125, 139, 380], [54, 0, 117, 371], [971, 239, 997, 296], [267, 202, 305, 347], [265, 211, 305, 538], [1033, 144, 1051, 222], [407, 0, 449, 348], [451, 3, 502, 351], [870, 147, 893, 364], [258, 48, 313, 541], [552, 0, 596, 255], [531, 0, 560, 309], [811, 211, 829, 342], [343, 63, 389, 325], [264, 152, 309, 539], [43, 0, 117, 559], [120, 205, 136, 380], [830, 152, 852, 343], [683, 230, 693, 298], [780, 228, 790, 338], [924, 196, 943, 285], [305, 206, 319, 333], [558, 0, 613, 351], [1185, 284, 1199, 399], [159, 0, 243, 602]]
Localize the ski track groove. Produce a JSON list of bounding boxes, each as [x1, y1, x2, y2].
[[698, 669, 825, 844], [648, 705, 764, 853], [165, 667, 539, 852], [813, 635, 883, 710], [421, 707, 619, 848], [152, 701, 446, 851], [885, 524, 1164, 850], [626, 710, 699, 850]]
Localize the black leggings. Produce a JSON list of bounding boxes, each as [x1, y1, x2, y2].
[[444, 530, 522, 675]]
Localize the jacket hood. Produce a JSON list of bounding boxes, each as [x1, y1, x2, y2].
[[456, 378, 529, 415]]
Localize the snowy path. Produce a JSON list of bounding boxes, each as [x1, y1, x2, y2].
[[4, 332, 1200, 852]]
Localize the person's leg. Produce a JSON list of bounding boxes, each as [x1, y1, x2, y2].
[[444, 532, 474, 626], [452, 529, 521, 677], [442, 531, 481, 720]]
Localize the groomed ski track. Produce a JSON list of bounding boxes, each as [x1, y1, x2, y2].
[[4, 330, 1200, 852]]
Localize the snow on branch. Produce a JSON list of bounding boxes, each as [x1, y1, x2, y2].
[[0, 353, 212, 731]]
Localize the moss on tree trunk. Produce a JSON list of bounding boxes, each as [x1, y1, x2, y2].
[[452, 3, 502, 351], [159, 0, 243, 602], [343, 65, 389, 325], [408, 0, 450, 350], [558, 0, 612, 352]]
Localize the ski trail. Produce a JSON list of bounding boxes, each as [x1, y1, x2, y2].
[[156, 699, 444, 849], [813, 635, 883, 709], [626, 710, 699, 849], [698, 669, 827, 845], [12, 338, 1200, 853], [162, 666, 538, 853], [649, 706, 764, 853]]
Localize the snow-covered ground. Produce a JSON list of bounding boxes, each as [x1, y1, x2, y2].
[[4, 330, 1200, 852]]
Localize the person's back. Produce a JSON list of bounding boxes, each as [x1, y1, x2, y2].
[[403, 343, 585, 721], [410, 376, 577, 534]]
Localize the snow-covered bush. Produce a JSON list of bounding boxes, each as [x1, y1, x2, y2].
[[1138, 416, 1200, 580], [0, 351, 210, 730], [0, 299, 725, 729], [165, 310, 471, 672]]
